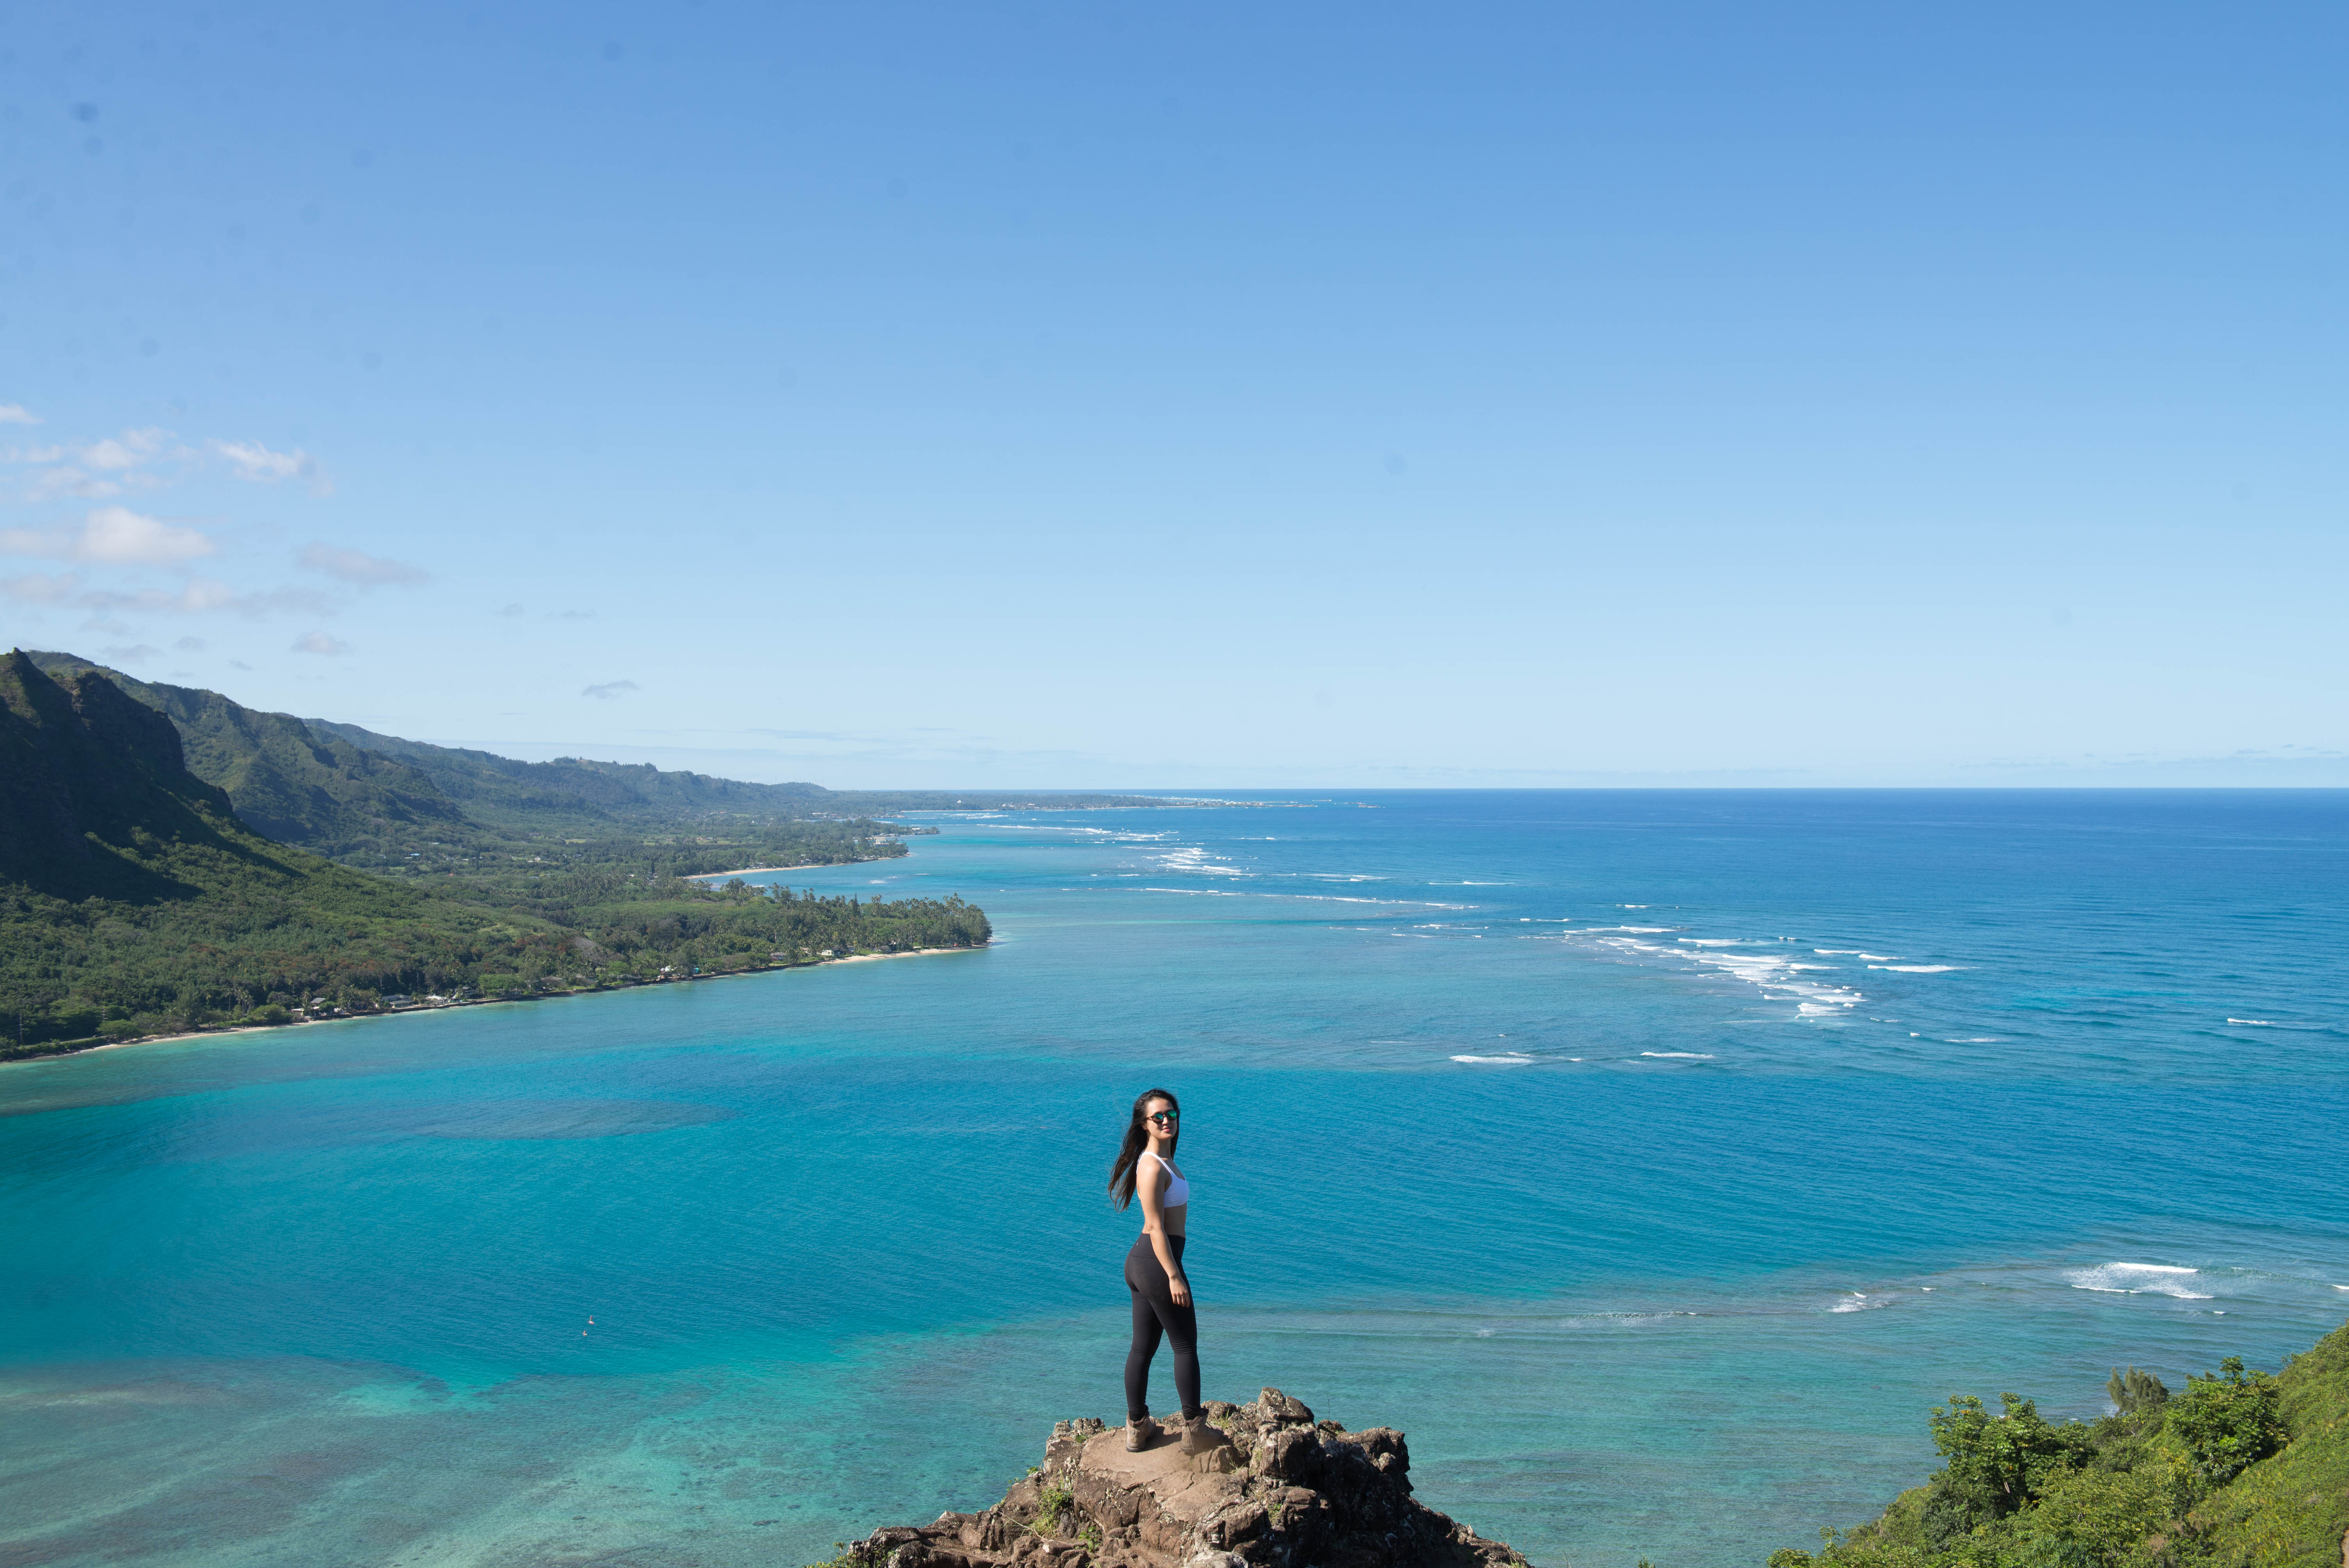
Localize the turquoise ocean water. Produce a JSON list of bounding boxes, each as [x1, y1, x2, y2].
[[5, 791, 2347, 1568]]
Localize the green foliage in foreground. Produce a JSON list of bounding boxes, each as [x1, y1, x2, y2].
[[1768, 1320, 2349, 1568]]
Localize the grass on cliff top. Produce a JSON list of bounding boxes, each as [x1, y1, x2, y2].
[[1770, 1316, 2349, 1568]]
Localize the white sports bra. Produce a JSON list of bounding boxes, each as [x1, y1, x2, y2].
[[1142, 1151, 1190, 1207]]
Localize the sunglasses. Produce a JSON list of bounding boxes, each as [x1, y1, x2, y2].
[[1147, 1110, 1179, 1126]]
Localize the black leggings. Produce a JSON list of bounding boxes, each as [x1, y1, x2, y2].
[[1124, 1233, 1200, 1422]]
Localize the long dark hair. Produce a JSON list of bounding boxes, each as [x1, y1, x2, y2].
[[1109, 1087, 1181, 1210]]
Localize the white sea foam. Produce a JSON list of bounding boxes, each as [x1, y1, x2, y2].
[[2066, 1262, 2214, 1299], [1871, 964, 1961, 973], [1451, 1054, 1535, 1065], [1141, 886, 1465, 910], [1155, 846, 1249, 878], [2226, 1018, 2278, 1026], [1679, 938, 1748, 947], [1638, 1051, 1715, 1060], [1586, 928, 1866, 1014], [1277, 893, 1467, 907], [1814, 949, 1864, 955]]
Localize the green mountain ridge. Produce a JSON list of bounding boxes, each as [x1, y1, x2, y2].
[[1, 649, 515, 1046], [25, 652, 473, 859], [4, 648, 290, 901], [25, 652, 1186, 870], [303, 712, 1194, 823], [299, 714, 835, 830], [0, 652, 993, 1057]]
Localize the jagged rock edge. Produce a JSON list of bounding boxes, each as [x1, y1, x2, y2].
[[839, 1388, 1532, 1568]]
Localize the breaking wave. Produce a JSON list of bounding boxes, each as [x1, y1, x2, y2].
[[2066, 1262, 2214, 1299]]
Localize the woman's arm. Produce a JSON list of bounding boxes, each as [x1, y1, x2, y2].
[[1138, 1159, 1191, 1307]]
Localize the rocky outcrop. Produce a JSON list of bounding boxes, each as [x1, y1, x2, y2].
[[844, 1389, 1531, 1568]]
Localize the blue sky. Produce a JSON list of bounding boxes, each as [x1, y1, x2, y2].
[[3, 2, 2342, 787]]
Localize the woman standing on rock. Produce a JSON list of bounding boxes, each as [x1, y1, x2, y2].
[[1110, 1087, 1220, 1454]]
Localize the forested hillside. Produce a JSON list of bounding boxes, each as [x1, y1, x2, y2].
[[27, 653, 1182, 880], [302, 716, 1185, 823], [1770, 1318, 2349, 1568], [24, 652, 914, 869], [26, 652, 475, 858], [1, 652, 990, 1058], [299, 713, 836, 831]]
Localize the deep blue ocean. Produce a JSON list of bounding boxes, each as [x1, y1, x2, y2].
[[5, 791, 2346, 1568]]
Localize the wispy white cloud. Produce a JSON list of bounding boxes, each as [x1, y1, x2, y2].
[[26, 465, 122, 500], [211, 439, 305, 481], [173, 636, 207, 652], [101, 643, 163, 663], [582, 679, 641, 700], [297, 542, 429, 585], [79, 505, 213, 563], [81, 428, 171, 472], [497, 602, 525, 617], [292, 631, 352, 656], [77, 577, 332, 618], [0, 424, 342, 502], [7, 428, 177, 497], [0, 505, 216, 565], [1, 572, 82, 603], [213, 438, 330, 495]]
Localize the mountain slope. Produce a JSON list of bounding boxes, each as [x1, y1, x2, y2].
[[28, 653, 1183, 851], [301, 723, 1181, 823], [21, 656, 909, 869], [1, 648, 247, 901], [0, 652, 991, 1058], [302, 717, 832, 830], [28, 651, 473, 858], [0, 650, 515, 1049]]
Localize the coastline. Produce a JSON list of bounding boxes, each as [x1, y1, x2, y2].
[[684, 863, 831, 880], [4, 943, 989, 1066]]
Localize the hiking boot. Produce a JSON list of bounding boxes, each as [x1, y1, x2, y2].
[[1179, 1415, 1228, 1455], [1124, 1415, 1160, 1452]]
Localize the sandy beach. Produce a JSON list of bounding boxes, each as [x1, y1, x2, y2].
[[684, 864, 831, 880], [828, 947, 979, 964]]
